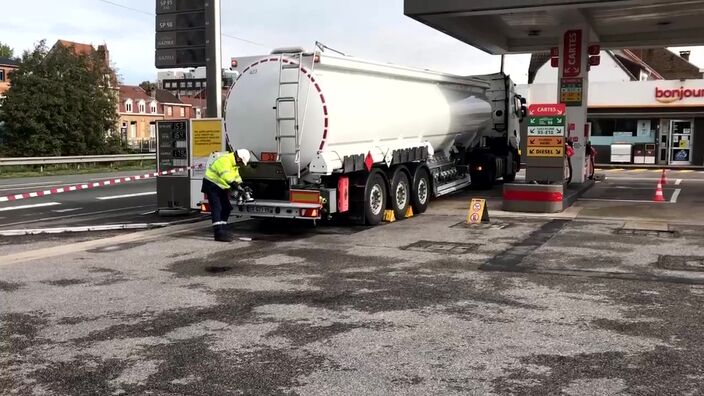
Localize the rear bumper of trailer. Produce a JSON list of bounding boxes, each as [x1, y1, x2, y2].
[[232, 200, 322, 220]]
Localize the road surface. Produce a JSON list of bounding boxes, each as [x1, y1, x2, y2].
[[0, 171, 204, 231]]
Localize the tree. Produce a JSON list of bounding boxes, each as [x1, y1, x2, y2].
[[0, 42, 13, 58], [139, 80, 157, 95], [0, 40, 122, 156]]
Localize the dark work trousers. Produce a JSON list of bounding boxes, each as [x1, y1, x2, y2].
[[201, 179, 233, 224]]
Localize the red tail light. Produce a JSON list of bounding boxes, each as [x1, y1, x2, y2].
[[300, 208, 320, 218], [261, 152, 277, 162]]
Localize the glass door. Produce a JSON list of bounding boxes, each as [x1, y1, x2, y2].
[[669, 120, 694, 165]]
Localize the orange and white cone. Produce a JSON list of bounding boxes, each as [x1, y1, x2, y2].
[[653, 180, 665, 202], [660, 169, 668, 186]]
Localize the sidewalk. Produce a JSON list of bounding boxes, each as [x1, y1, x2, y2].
[[595, 163, 704, 170]]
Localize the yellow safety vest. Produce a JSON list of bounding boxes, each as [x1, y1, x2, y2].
[[204, 152, 242, 190]]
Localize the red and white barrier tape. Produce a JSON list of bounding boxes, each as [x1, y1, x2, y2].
[[0, 166, 201, 203]]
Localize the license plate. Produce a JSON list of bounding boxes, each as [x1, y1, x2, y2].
[[247, 206, 271, 214]]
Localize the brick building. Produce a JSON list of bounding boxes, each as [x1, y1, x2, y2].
[[0, 57, 20, 98], [50, 40, 117, 86], [627, 49, 703, 80], [118, 86, 163, 150], [154, 89, 191, 120], [179, 96, 206, 119]]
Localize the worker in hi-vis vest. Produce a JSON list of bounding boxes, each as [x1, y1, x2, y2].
[[202, 149, 252, 242]]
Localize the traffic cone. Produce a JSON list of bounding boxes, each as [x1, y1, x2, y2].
[[660, 169, 668, 186], [653, 180, 665, 202]]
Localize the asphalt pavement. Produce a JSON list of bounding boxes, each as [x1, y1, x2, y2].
[[3, 169, 704, 394], [0, 171, 204, 231], [3, 197, 704, 394]]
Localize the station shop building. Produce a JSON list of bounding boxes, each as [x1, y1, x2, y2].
[[518, 48, 704, 166]]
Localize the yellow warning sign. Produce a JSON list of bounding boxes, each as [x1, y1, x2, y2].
[[527, 146, 564, 157], [191, 119, 224, 157], [466, 198, 489, 225]]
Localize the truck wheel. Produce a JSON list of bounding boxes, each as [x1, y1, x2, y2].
[[503, 158, 519, 182], [364, 172, 387, 225], [411, 167, 430, 214], [390, 170, 411, 219]]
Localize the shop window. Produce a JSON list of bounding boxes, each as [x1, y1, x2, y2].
[[588, 118, 659, 146]]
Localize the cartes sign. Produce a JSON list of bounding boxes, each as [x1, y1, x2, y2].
[[562, 29, 582, 78], [527, 104, 566, 117]]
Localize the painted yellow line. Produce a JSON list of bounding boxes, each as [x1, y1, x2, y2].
[[628, 169, 647, 173], [677, 170, 695, 173]]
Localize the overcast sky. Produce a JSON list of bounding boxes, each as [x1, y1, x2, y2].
[[2, 0, 704, 85]]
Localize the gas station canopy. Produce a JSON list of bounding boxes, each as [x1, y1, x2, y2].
[[404, 0, 704, 54]]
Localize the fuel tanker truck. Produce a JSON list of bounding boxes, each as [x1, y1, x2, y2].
[[223, 46, 526, 225]]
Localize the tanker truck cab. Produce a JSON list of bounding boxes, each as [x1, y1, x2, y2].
[[224, 46, 526, 225]]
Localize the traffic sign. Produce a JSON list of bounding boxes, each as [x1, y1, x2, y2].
[[528, 116, 565, 126], [528, 137, 564, 147], [527, 147, 564, 157], [528, 126, 565, 137]]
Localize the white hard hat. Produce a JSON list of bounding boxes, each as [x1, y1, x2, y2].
[[235, 149, 251, 166]]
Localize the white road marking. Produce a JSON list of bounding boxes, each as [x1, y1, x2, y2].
[[0, 183, 66, 192], [52, 208, 83, 213], [605, 177, 704, 182], [670, 189, 682, 203], [0, 202, 61, 212], [0, 205, 153, 228], [675, 179, 683, 185], [579, 198, 670, 204], [96, 191, 156, 201]]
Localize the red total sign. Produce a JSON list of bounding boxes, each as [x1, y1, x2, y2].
[[528, 103, 566, 117], [562, 30, 582, 78]]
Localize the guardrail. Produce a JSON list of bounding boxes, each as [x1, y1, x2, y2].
[[0, 154, 156, 166]]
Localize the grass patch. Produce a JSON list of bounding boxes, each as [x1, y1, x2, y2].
[[0, 161, 156, 179]]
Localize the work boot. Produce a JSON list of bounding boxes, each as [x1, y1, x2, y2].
[[213, 225, 233, 242]]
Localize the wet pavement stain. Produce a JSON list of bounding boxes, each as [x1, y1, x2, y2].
[[482, 220, 570, 271], [0, 280, 23, 292], [42, 278, 89, 287], [493, 347, 703, 396], [87, 241, 147, 254]]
